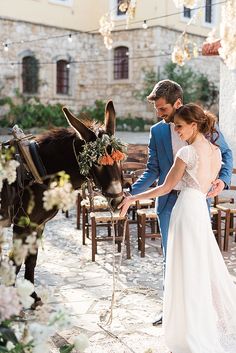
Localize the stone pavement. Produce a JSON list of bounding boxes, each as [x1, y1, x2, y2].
[[12, 207, 235, 353]]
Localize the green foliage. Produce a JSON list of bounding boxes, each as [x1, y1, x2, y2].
[[136, 61, 219, 109], [0, 93, 66, 129], [80, 100, 106, 123], [59, 344, 74, 353], [116, 115, 147, 132]]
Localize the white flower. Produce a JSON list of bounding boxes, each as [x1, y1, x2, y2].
[[16, 278, 34, 308], [0, 260, 16, 286], [43, 180, 77, 212], [0, 286, 22, 322], [219, 0, 236, 70], [6, 341, 15, 351], [73, 333, 90, 352]]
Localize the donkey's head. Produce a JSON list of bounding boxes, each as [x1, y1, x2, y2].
[[62, 101, 125, 210]]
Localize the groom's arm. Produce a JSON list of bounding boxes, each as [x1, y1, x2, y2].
[[130, 126, 160, 195], [207, 126, 233, 197]]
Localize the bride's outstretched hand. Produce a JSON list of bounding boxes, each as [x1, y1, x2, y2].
[[117, 195, 134, 217], [207, 178, 225, 197]]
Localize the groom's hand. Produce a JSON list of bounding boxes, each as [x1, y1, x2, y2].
[[207, 179, 225, 198]]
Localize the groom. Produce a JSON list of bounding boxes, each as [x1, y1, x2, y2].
[[130, 79, 233, 325]]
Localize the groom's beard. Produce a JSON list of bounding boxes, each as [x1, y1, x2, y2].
[[164, 108, 176, 123]]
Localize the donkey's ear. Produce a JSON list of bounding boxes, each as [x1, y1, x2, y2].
[[62, 107, 96, 142], [104, 100, 116, 136]]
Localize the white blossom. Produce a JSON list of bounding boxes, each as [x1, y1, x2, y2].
[[73, 333, 90, 352], [0, 260, 16, 285], [0, 286, 22, 322], [43, 180, 78, 212], [16, 278, 34, 308], [6, 341, 15, 351], [219, 0, 236, 70]]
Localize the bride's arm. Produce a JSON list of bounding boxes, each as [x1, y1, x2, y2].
[[118, 157, 186, 216]]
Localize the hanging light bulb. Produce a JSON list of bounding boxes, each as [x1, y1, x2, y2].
[[4, 43, 9, 52], [66, 63, 70, 69], [142, 20, 148, 29], [68, 34, 72, 43]]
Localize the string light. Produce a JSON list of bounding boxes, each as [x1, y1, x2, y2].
[[3, 43, 9, 52], [68, 34, 72, 43], [0, 1, 225, 50], [142, 20, 148, 29]]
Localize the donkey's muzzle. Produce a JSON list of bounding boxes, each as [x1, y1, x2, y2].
[[109, 194, 124, 211]]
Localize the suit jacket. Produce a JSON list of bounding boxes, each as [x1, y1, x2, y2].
[[131, 120, 233, 214]]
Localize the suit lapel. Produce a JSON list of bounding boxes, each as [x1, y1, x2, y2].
[[161, 122, 173, 164]]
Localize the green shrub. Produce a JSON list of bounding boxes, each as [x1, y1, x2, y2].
[[0, 94, 66, 129], [80, 100, 106, 123], [135, 61, 219, 109]]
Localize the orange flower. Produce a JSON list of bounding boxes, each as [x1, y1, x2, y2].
[[111, 150, 126, 162], [99, 154, 114, 165]]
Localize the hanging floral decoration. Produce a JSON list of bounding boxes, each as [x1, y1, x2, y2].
[[171, 0, 201, 66], [99, 13, 115, 50], [218, 0, 236, 70], [99, 0, 137, 49], [172, 32, 199, 66], [172, 0, 198, 8], [78, 134, 127, 176]]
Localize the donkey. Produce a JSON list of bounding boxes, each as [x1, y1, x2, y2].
[[1, 101, 124, 305]]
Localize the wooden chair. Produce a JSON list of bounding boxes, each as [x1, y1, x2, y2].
[[136, 207, 161, 257], [215, 168, 236, 251], [91, 210, 130, 262]]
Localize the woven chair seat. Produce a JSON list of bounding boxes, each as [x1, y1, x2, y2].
[[137, 207, 157, 218], [90, 210, 126, 222], [210, 207, 219, 215], [129, 199, 154, 207], [216, 203, 236, 213]]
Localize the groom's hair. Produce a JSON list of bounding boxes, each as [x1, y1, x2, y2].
[[147, 79, 183, 105]]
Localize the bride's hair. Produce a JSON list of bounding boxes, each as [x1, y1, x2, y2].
[[175, 103, 219, 143]]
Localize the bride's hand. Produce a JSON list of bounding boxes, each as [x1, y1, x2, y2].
[[117, 195, 134, 217], [207, 179, 225, 198]]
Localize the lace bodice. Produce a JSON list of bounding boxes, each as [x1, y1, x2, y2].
[[176, 140, 222, 194]]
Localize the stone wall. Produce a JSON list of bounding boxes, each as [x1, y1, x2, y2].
[[0, 18, 220, 120]]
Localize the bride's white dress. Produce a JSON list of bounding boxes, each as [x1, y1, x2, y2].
[[163, 140, 236, 353]]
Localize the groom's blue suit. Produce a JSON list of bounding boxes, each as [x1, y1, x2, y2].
[[131, 120, 233, 259]]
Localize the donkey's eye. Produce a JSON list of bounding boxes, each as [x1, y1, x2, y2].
[[106, 145, 112, 155]]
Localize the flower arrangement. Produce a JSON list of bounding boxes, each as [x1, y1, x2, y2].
[[78, 134, 127, 176]]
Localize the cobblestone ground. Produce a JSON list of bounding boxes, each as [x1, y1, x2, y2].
[[5, 207, 236, 353]]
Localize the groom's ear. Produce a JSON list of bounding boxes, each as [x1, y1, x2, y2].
[[174, 98, 182, 109]]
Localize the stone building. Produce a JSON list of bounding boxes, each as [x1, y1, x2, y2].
[[0, 0, 223, 120]]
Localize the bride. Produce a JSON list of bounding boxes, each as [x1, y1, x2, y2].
[[118, 103, 236, 353]]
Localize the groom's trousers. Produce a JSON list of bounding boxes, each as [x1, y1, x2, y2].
[[158, 191, 178, 261]]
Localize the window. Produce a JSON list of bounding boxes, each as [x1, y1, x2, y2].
[[205, 0, 212, 23], [183, 6, 191, 18], [56, 60, 69, 95], [22, 56, 39, 94], [114, 46, 129, 80]]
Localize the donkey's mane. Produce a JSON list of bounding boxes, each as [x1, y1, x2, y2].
[[36, 120, 104, 145]]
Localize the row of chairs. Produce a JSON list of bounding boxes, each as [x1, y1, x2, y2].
[[75, 147, 236, 260]]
